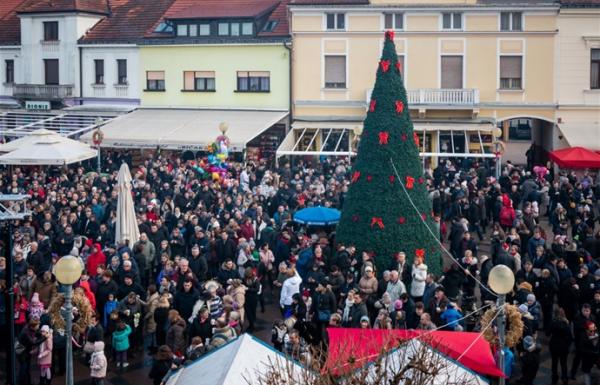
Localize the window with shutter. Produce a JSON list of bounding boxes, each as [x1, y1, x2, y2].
[[237, 71, 270, 92], [324, 56, 346, 88], [591, 49, 600, 89], [183, 71, 216, 91], [146, 71, 165, 91], [500, 56, 522, 89], [441, 56, 463, 89]]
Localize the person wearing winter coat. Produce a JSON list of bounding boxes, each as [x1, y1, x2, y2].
[[188, 308, 213, 344], [226, 279, 247, 323], [87, 243, 107, 278], [144, 285, 160, 353], [410, 257, 427, 302], [90, 341, 107, 385], [499, 195, 516, 231], [534, 269, 559, 333], [440, 303, 463, 331], [166, 310, 187, 356], [243, 268, 261, 332], [30, 271, 56, 307], [173, 280, 200, 322], [112, 321, 132, 368], [520, 335, 541, 385], [28, 292, 45, 320], [37, 325, 53, 385], [149, 345, 173, 385], [209, 318, 237, 350], [460, 251, 478, 298], [579, 321, 600, 385], [549, 308, 572, 385], [280, 268, 302, 316], [349, 293, 369, 328]]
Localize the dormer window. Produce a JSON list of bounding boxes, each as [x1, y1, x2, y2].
[[177, 24, 188, 36], [263, 20, 278, 32], [216, 21, 254, 36]]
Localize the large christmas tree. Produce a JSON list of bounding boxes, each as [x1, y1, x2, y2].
[[337, 31, 442, 274]]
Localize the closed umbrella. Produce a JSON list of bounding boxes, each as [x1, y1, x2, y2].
[[293, 206, 341, 226], [115, 163, 140, 247]]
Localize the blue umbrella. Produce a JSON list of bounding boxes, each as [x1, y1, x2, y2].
[[293, 207, 341, 226]]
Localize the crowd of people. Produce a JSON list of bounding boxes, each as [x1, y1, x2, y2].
[[0, 150, 599, 385]]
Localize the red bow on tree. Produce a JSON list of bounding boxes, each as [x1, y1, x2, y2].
[[380, 60, 391, 73], [389, 175, 395, 183], [395, 101, 404, 114], [397, 216, 406, 224], [351, 171, 361, 183], [370, 217, 385, 229], [413, 132, 420, 147], [415, 248, 425, 259], [421, 213, 427, 221], [405, 176, 415, 189], [401, 133, 407, 142], [367, 175, 373, 182], [369, 99, 377, 112], [385, 30, 395, 40], [378, 131, 389, 145], [396, 61, 403, 73], [418, 177, 424, 184]]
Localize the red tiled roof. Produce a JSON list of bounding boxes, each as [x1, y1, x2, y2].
[[289, 0, 368, 4], [164, 0, 280, 19], [80, 0, 176, 43], [0, 0, 28, 45], [17, 0, 109, 14]]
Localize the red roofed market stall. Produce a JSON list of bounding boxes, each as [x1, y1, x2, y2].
[[326, 328, 505, 380], [549, 147, 600, 169]]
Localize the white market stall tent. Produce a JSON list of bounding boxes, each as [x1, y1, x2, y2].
[[0, 129, 57, 153], [80, 108, 288, 152], [165, 334, 305, 385], [0, 134, 97, 165]]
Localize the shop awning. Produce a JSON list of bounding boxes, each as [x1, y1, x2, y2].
[[80, 108, 288, 151], [558, 122, 600, 150], [277, 120, 497, 158]]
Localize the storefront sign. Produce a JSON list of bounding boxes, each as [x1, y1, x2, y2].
[[25, 101, 51, 111]]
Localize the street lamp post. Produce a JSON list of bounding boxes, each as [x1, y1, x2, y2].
[[93, 118, 104, 174], [493, 127, 504, 180], [488, 264, 515, 385], [53, 256, 83, 385]]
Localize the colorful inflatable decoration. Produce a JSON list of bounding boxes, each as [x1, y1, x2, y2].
[[189, 122, 230, 183]]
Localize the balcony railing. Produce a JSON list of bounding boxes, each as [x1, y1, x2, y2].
[[366, 88, 479, 108], [13, 84, 74, 100]]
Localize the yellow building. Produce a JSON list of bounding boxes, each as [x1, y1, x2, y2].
[[555, 1, 600, 150], [283, 0, 559, 166]]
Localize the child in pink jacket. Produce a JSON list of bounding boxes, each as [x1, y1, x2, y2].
[[37, 325, 53, 385]]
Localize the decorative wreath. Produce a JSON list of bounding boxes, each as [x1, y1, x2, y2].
[[480, 304, 524, 348], [47, 291, 93, 336], [92, 129, 104, 145]]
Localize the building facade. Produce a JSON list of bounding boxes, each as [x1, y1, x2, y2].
[[555, 0, 600, 149], [286, 0, 559, 165]]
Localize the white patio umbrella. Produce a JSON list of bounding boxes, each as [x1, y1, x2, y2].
[[0, 137, 97, 165], [115, 162, 140, 247], [0, 129, 59, 153]]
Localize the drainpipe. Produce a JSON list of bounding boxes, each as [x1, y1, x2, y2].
[[78, 45, 83, 105], [283, 40, 292, 127]]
